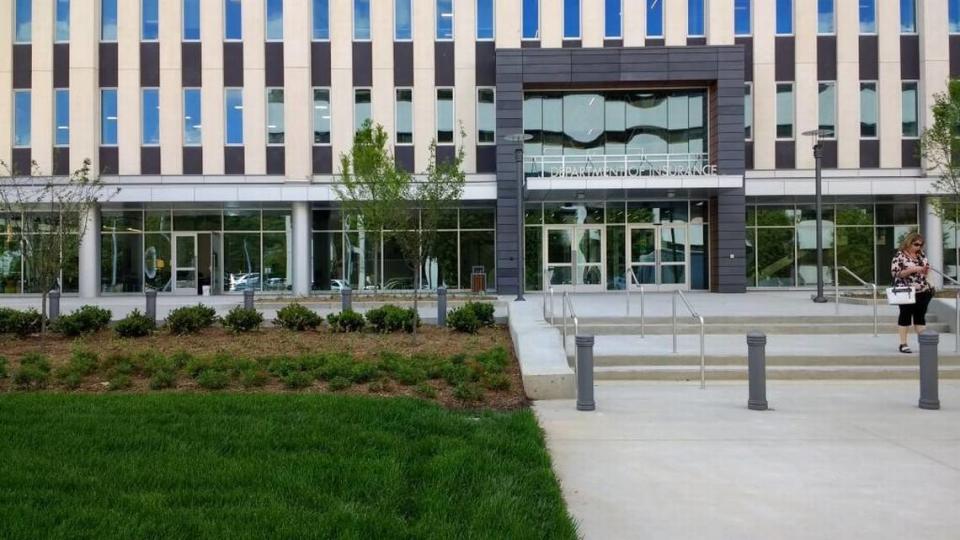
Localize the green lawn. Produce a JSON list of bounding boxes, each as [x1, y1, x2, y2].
[[0, 394, 577, 539]]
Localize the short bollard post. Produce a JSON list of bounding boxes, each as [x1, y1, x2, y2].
[[145, 289, 157, 325], [747, 331, 768, 411], [437, 287, 447, 327], [341, 286, 352, 312], [243, 288, 255, 310], [918, 330, 941, 410], [575, 335, 596, 411], [48, 290, 61, 322]]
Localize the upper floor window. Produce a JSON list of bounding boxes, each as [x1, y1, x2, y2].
[[55, 90, 70, 147], [689, 0, 705, 37], [354, 89, 372, 131], [313, 0, 329, 40], [900, 0, 917, 34], [183, 89, 202, 146], [13, 91, 31, 147], [396, 89, 414, 144], [744, 83, 753, 140], [734, 0, 751, 36], [437, 0, 454, 40], [477, 89, 496, 144], [776, 0, 793, 35], [818, 82, 836, 138], [523, 0, 539, 40], [818, 0, 834, 34], [859, 0, 876, 34], [142, 0, 159, 40], [354, 0, 371, 40], [56, 0, 70, 42], [101, 89, 118, 146], [859, 82, 878, 138], [14, 0, 31, 43], [605, 0, 622, 38], [101, 0, 117, 41], [952, 0, 960, 34], [646, 0, 663, 38], [436, 89, 454, 144], [184, 0, 200, 40], [396, 0, 412, 40], [313, 88, 331, 144], [267, 89, 285, 145], [142, 89, 160, 146], [225, 0, 242, 40], [564, 0, 581, 39], [225, 89, 243, 145], [776, 83, 794, 139], [902, 82, 919, 138], [266, 0, 283, 41], [477, 0, 494, 40]]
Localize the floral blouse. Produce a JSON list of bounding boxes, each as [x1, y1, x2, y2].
[[891, 250, 932, 292]]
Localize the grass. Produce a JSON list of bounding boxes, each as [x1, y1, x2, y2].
[[0, 393, 577, 539]]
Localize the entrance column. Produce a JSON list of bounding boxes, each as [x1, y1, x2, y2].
[[78, 204, 101, 299], [922, 197, 944, 288], [291, 201, 312, 296]]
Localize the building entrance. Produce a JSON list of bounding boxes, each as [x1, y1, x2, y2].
[[544, 225, 605, 292], [172, 232, 222, 295], [627, 225, 688, 290]]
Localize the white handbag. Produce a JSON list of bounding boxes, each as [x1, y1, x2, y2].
[[885, 286, 916, 305]]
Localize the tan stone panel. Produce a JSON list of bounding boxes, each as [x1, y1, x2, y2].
[[665, 0, 688, 46], [160, 0, 181, 69], [836, 0, 860, 168], [795, 0, 817, 65], [32, 73, 53, 173], [497, 0, 521, 47], [794, 67, 817, 170], [920, 0, 949, 142], [413, 68, 434, 172], [582, 0, 605, 47], [284, 0, 311, 68], [160, 0, 182, 174], [0, 73, 12, 166], [68, 70, 97, 170], [708, 0, 734, 45], [456, 0, 478, 172], [836, 0, 859, 63], [201, 0, 225, 175], [330, 69, 353, 172], [753, 0, 775, 65], [285, 0, 312, 181], [752, 64, 775, 170], [542, 0, 563, 47], [117, 0, 141, 175], [623, 0, 646, 46], [0, 0, 11, 73], [32, 0, 53, 71], [244, 0, 266, 174]]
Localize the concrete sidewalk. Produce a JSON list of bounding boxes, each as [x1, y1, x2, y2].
[[535, 381, 960, 540]]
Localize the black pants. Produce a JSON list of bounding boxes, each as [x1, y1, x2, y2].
[[898, 290, 933, 327]]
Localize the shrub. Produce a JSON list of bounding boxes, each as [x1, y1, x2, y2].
[[327, 310, 365, 333], [274, 303, 322, 331], [0, 356, 7, 379], [365, 305, 420, 333], [195, 369, 230, 390], [52, 305, 112, 337], [415, 382, 438, 399], [165, 304, 218, 335], [0, 307, 17, 333], [101, 353, 133, 372], [482, 373, 511, 391], [108, 374, 132, 391], [14, 353, 52, 389], [281, 371, 313, 389], [328, 376, 352, 391], [446, 306, 480, 334], [313, 354, 356, 381], [368, 378, 393, 393], [475, 347, 509, 374], [464, 302, 496, 327], [222, 306, 264, 333], [442, 362, 473, 386], [168, 350, 194, 370], [453, 382, 484, 402], [394, 364, 427, 386], [2, 308, 44, 337], [114, 309, 155, 338], [149, 369, 177, 390], [240, 368, 268, 388], [55, 349, 100, 388]]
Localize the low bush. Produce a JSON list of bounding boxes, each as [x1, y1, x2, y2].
[[52, 305, 112, 337], [168, 351, 194, 370], [327, 376, 352, 391], [0, 356, 7, 379], [327, 310, 365, 333], [281, 371, 312, 389], [240, 368, 268, 388], [1, 308, 44, 337], [0, 307, 17, 333], [108, 373, 132, 391], [464, 302, 496, 327], [474, 347, 509, 373], [55, 349, 100, 388], [453, 382, 484, 402], [114, 309, 155, 338], [14, 353, 52, 389], [482, 373, 511, 391], [149, 369, 177, 390], [415, 382, 438, 399], [365, 305, 420, 333], [368, 378, 393, 393], [395, 364, 427, 386], [195, 369, 230, 390], [274, 303, 322, 331], [222, 306, 264, 333], [165, 305, 218, 335], [446, 306, 480, 334]]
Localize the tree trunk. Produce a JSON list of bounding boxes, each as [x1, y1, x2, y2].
[[40, 290, 48, 343], [411, 254, 420, 343]]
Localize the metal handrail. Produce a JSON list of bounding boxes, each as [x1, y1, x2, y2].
[[928, 267, 960, 352], [561, 291, 579, 345], [672, 290, 706, 389], [833, 266, 878, 337], [625, 268, 646, 338], [543, 268, 555, 325]]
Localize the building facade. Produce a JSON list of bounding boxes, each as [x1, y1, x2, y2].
[[0, 0, 957, 298]]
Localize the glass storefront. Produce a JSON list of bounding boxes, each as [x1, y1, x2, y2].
[[0, 212, 79, 294]]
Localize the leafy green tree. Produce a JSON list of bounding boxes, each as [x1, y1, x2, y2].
[[920, 79, 960, 216]]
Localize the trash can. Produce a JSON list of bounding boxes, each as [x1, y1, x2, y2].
[[471, 266, 486, 293]]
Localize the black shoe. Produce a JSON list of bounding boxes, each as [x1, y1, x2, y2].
[[899, 344, 912, 354]]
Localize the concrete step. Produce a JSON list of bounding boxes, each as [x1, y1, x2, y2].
[[576, 354, 960, 368], [592, 365, 960, 381], [557, 315, 934, 325], [568, 322, 952, 336]]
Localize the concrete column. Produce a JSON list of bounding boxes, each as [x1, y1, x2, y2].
[[923, 197, 944, 289], [292, 202, 312, 296], [78, 205, 101, 299]]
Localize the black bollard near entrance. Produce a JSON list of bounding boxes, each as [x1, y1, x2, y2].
[[243, 288, 255, 310], [145, 289, 157, 325], [918, 330, 941, 410], [437, 287, 447, 326], [747, 332, 768, 411], [575, 335, 596, 411], [341, 286, 352, 312], [48, 290, 61, 322]]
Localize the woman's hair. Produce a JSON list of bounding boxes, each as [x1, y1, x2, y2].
[[898, 231, 925, 253]]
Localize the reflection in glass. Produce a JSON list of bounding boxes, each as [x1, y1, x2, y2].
[[354, 89, 371, 132], [101, 234, 143, 293], [797, 224, 834, 286], [424, 231, 458, 289], [836, 227, 873, 286], [860, 82, 877, 138], [225, 89, 244, 145], [223, 233, 260, 291], [757, 228, 795, 286], [314, 89, 331, 144], [184, 89, 202, 146], [312, 231, 343, 290], [395, 0, 412, 40], [396, 89, 413, 144], [526, 226, 543, 291], [607, 225, 625, 290], [460, 231, 495, 291], [437, 89, 454, 143], [262, 233, 289, 291], [267, 89, 285, 145], [144, 233, 171, 292]]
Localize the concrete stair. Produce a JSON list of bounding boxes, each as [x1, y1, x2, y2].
[[563, 315, 951, 336]]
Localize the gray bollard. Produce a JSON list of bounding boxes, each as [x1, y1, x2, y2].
[[575, 335, 596, 411], [437, 287, 447, 326], [145, 289, 157, 325], [341, 286, 352, 312], [918, 330, 941, 410], [747, 332, 768, 411], [243, 288, 255, 310], [48, 290, 61, 322]]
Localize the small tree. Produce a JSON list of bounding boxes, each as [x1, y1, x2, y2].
[[920, 79, 960, 217], [0, 159, 116, 334]]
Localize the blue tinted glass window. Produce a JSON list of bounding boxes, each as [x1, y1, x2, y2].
[[646, 0, 663, 38], [688, 0, 705, 36], [437, 0, 453, 39], [396, 0, 412, 40], [605, 0, 621, 38], [523, 0, 539, 39], [15, 0, 31, 43], [101, 0, 117, 41], [142, 89, 160, 145], [142, 0, 159, 40], [225, 0, 242, 39], [183, 89, 202, 146], [734, 0, 750, 35], [776, 0, 792, 34], [900, 0, 916, 33], [564, 0, 580, 38], [14, 91, 31, 147], [266, 0, 283, 40], [183, 0, 200, 40], [952, 0, 960, 33], [55, 90, 70, 146], [313, 0, 329, 39], [225, 89, 244, 145], [859, 0, 876, 33], [101, 90, 118, 145], [354, 0, 370, 40], [56, 0, 70, 42], [477, 0, 494, 39], [817, 0, 834, 33]]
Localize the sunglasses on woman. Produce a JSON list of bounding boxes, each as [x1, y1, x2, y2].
[[913, 242, 924, 247]]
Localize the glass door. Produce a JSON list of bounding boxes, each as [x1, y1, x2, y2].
[[545, 227, 573, 287], [628, 225, 689, 290], [173, 233, 198, 295], [544, 226, 605, 292]]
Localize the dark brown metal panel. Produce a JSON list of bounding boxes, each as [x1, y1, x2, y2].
[[53, 44, 70, 88], [352, 42, 372, 87], [266, 146, 285, 175], [859, 139, 880, 168], [859, 36, 878, 80], [53, 148, 70, 175], [395, 146, 415, 173], [952, 36, 960, 78], [900, 35, 920, 80], [645, 39, 665, 47], [311, 41, 331, 87], [181, 42, 202, 87], [687, 37, 707, 46], [140, 43, 160, 87], [520, 40, 541, 48], [603, 39, 623, 48], [744, 141, 754, 170], [735, 37, 753, 82], [562, 40, 581, 48], [775, 141, 795, 169], [99, 43, 118, 87], [394, 42, 414, 86], [141, 147, 161, 174], [817, 36, 836, 81], [437, 145, 455, 165], [224, 146, 245, 175], [821, 140, 838, 168], [435, 41, 455, 87], [476, 145, 496, 173], [265, 42, 284, 87], [183, 147, 203, 175], [902, 139, 920, 167], [774, 37, 795, 82], [12, 45, 31, 89], [99, 147, 119, 175], [312, 145, 332, 174], [223, 42, 244, 87], [475, 42, 496, 86], [11, 148, 31, 175]]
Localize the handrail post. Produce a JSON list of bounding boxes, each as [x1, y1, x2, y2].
[[672, 291, 678, 354], [625, 270, 631, 316], [956, 289, 959, 353], [872, 284, 878, 337], [562, 291, 568, 344], [699, 316, 706, 389], [834, 266, 840, 314], [640, 284, 645, 339]]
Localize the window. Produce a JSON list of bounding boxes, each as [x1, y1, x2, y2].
[[225, 0, 242, 40], [477, 0, 494, 39], [313, 89, 331, 144], [605, 0, 622, 38], [818, 82, 836, 138], [142, 89, 160, 145], [477, 89, 495, 144], [436, 89, 454, 144], [859, 0, 876, 34], [646, 0, 663, 38], [225, 88, 244, 145], [564, 0, 580, 39], [523, 0, 539, 39], [354, 89, 371, 131], [734, 0, 751, 35], [354, 0, 371, 40], [744, 83, 753, 140], [56, 0, 70, 42], [860, 82, 878, 138], [142, 0, 159, 40], [437, 0, 454, 40], [396, 89, 413, 144], [55, 90, 70, 146], [902, 82, 919, 138], [313, 0, 329, 40], [689, 0, 705, 37], [266, 0, 283, 41], [776, 0, 793, 35], [102, 0, 117, 41], [900, 0, 917, 33], [183, 89, 202, 146], [776, 83, 794, 139], [818, 0, 834, 34], [183, 0, 200, 40], [266, 89, 285, 145], [101, 89, 118, 146], [15, 0, 31, 43], [13, 91, 31, 147], [396, 0, 412, 40], [952, 0, 960, 34]]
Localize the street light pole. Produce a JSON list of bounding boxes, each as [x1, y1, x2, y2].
[[812, 141, 827, 303], [515, 147, 525, 301]]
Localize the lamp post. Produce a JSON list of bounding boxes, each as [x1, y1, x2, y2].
[[504, 132, 534, 301], [803, 129, 833, 303]]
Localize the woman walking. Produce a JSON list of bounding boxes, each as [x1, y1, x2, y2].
[[890, 232, 934, 353]]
